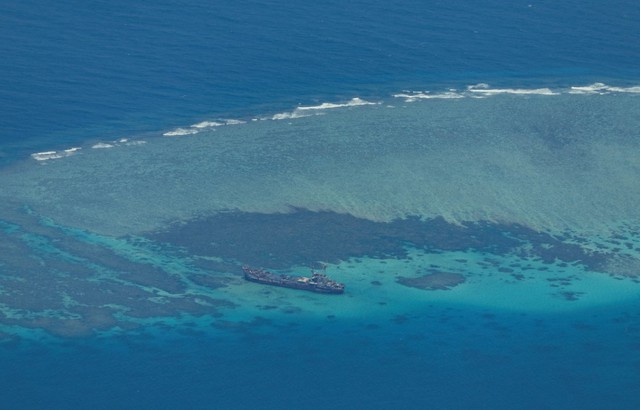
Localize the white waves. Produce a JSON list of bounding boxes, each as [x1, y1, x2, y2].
[[31, 138, 148, 162], [224, 119, 246, 125], [608, 85, 640, 93], [269, 110, 316, 120], [91, 143, 115, 149], [569, 82, 640, 94], [163, 119, 247, 137], [467, 83, 559, 96], [191, 121, 226, 128], [91, 138, 147, 149], [29, 96, 379, 164], [162, 128, 199, 137], [392, 91, 464, 102], [191, 119, 246, 129], [267, 97, 379, 121], [395, 82, 640, 102], [11, 89, 640, 238], [394, 84, 560, 102], [296, 97, 379, 111], [31, 147, 81, 162]]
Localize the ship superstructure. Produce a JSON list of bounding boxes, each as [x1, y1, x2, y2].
[[242, 266, 345, 294]]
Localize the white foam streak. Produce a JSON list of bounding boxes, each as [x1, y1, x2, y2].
[[191, 121, 225, 128], [467, 83, 559, 95], [124, 140, 147, 146], [31, 147, 81, 161], [395, 82, 640, 102], [570, 83, 640, 94], [393, 91, 464, 102], [165, 118, 248, 136], [163, 128, 199, 137], [297, 97, 379, 111], [269, 110, 315, 121], [14, 86, 640, 240], [569, 83, 610, 94], [607, 86, 640, 93], [91, 139, 147, 149], [224, 119, 246, 125], [190, 119, 246, 129], [92, 143, 115, 149], [267, 97, 379, 121]]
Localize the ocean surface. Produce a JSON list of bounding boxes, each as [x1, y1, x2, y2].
[[2, 0, 640, 409]]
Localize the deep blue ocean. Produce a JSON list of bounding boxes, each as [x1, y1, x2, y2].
[[2, 0, 639, 160], [2, 1, 640, 409]]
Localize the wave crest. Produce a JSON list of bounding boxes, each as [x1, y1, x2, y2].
[[31, 147, 81, 162]]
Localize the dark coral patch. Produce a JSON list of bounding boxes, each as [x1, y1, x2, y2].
[[0, 208, 240, 339], [256, 305, 278, 310], [397, 272, 466, 290], [553, 291, 586, 301], [146, 208, 613, 270]]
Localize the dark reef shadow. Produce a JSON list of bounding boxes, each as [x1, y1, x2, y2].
[[145, 208, 612, 271]]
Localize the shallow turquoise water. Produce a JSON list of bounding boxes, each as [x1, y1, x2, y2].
[[1, 91, 640, 409], [2, 0, 640, 408]]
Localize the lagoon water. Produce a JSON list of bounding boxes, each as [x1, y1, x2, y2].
[[2, 1, 640, 409]]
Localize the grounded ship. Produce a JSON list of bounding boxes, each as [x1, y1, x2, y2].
[[242, 266, 345, 294]]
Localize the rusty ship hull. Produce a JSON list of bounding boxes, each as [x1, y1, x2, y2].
[[242, 266, 345, 294]]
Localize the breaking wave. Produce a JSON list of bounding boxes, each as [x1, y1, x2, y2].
[[569, 82, 640, 94], [162, 128, 199, 137], [11, 82, 639, 239], [394, 82, 640, 102], [31, 147, 81, 162], [27, 82, 639, 166], [91, 139, 147, 149], [296, 97, 379, 111]]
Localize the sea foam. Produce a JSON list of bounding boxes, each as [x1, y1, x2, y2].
[[163, 119, 248, 136], [30, 147, 81, 161], [91, 143, 115, 149], [569, 82, 640, 94], [91, 139, 147, 149], [296, 97, 379, 111], [466, 83, 559, 96], [394, 82, 640, 102], [8, 90, 639, 238], [265, 97, 379, 121], [163, 128, 199, 137], [392, 91, 465, 101], [191, 119, 246, 129], [269, 111, 315, 121]]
